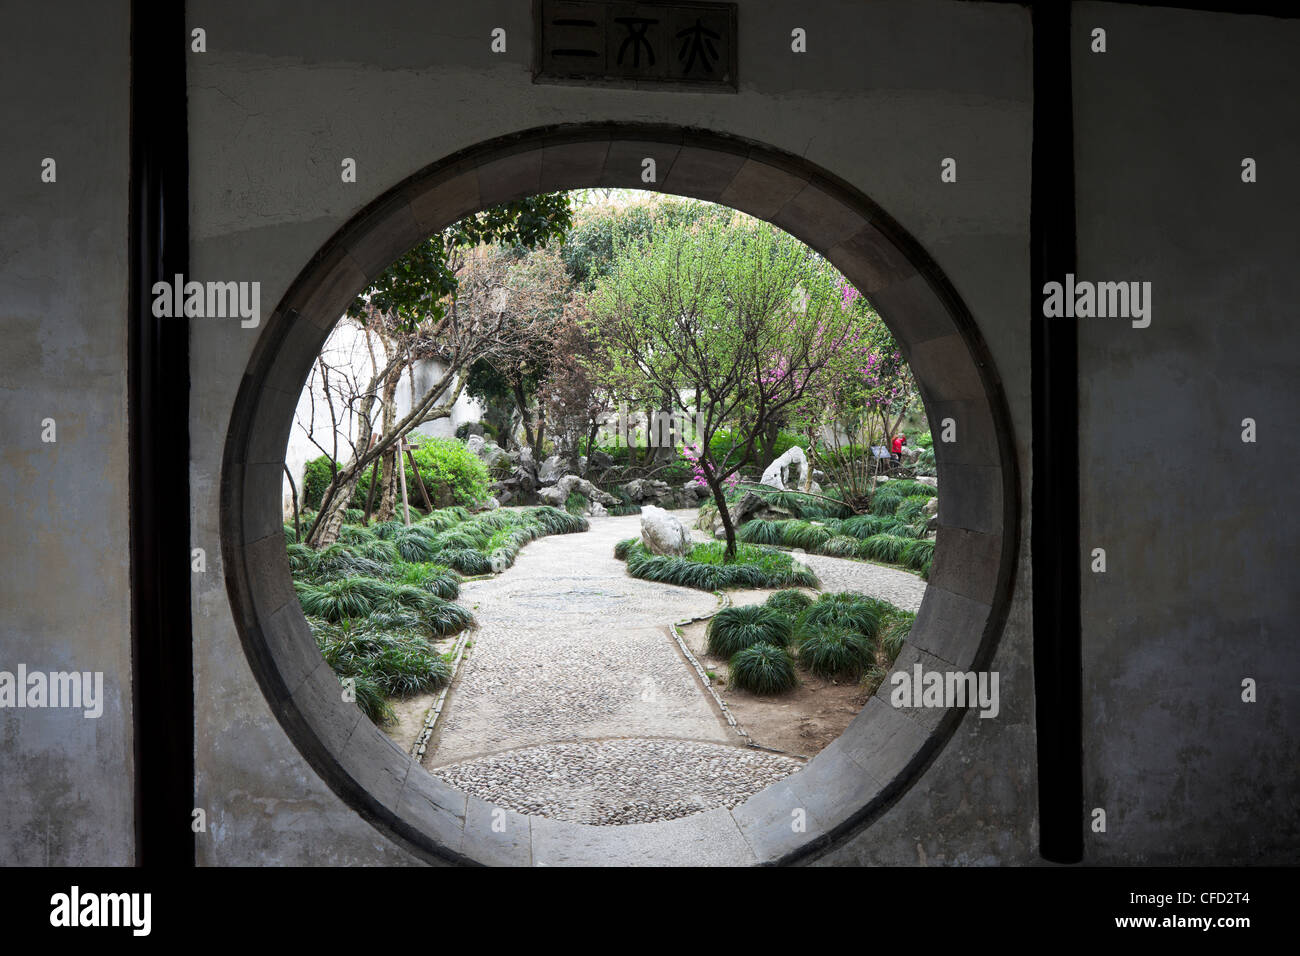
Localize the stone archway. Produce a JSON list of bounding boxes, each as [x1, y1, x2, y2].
[[220, 122, 1019, 866]]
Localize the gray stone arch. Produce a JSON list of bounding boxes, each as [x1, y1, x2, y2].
[[220, 122, 1020, 866]]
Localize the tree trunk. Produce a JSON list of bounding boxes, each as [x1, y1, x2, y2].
[[308, 470, 363, 548], [513, 380, 537, 454], [283, 464, 301, 543], [706, 470, 737, 561], [376, 447, 399, 522], [375, 371, 401, 521], [759, 418, 781, 468]]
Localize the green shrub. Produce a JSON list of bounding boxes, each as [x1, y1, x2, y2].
[[839, 514, 894, 539], [750, 489, 841, 520], [870, 489, 908, 516], [526, 505, 589, 535], [737, 518, 785, 546], [780, 520, 833, 551], [301, 455, 339, 510], [898, 537, 935, 574], [618, 540, 819, 591], [435, 547, 493, 576], [894, 495, 933, 523], [765, 589, 814, 615], [301, 544, 393, 581], [798, 626, 875, 679], [729, 643, 798, 694], [286, 542, 316, 575], [915, 446, 936, 473], [355, 436, 490, 510], [799, 592, 887, 641], [856, 533, 913, 564], [706, 605, 794, 657], [878, 609, 916, 657], [822, 535, 861, 558], [296, 576, 393, 622], [315, 622, 452, 697], [344, 672, 394, 724], [879, 479, 937, 500], [708, 428, 751, 471], [419, 506, 473, 531], [392, 526, 444, 563]]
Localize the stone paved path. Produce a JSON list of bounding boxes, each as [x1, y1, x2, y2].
[[424, 511, 928, 825], [426, 514, 726, 768], [433, 738, 802, 826]]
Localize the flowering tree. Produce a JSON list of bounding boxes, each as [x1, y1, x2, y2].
[[588, 217, 856, 558], [788, 280, 919, 509], [539, 296, 617, 473]]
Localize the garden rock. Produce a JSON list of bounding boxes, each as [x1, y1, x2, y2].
[[685, 479, 711, 499], [467, 434, 509, 471], [622, 477, 671, 503], [537, 474, 619, 510], [760, 445, 810, 491], [704, 491, 796, 539], [538, 455, 565, 485], [640, 505, 692, 556]]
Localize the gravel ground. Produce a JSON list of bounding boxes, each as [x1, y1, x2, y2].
[[797, 552, 927, 612], [431, 737, 803, 825]]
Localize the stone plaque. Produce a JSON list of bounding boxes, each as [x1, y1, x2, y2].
[[535, 0, 738, 90]]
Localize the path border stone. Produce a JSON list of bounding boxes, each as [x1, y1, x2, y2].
[[665, 594, 751, 745], [410, 628, 474, 761]]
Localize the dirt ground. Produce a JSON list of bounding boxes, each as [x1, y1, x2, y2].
[[679, 588, 872, 759], [383, 633, 459, 754]]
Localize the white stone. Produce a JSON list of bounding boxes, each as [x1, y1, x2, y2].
[[760, 445, 810, 490], [640, 505, 692, 556]]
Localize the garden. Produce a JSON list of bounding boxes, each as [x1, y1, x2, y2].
[[278, 187, 941, 821]]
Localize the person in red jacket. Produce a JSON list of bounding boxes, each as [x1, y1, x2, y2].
[[890, 433, 906, 461]]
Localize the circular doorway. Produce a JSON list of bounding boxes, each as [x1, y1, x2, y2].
[[220, 123, 1019, 866]]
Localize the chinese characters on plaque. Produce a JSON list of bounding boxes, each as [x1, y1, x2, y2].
[[535, 1, 737, 90]]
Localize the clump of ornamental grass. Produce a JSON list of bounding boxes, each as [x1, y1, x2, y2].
[[729, 643, 798, 695], [737, 519, 785, 546], [764, 589, 814, 615], [798, 592, 889, 642], [797, 625, 875, 680], [706, 605, 795, 657]]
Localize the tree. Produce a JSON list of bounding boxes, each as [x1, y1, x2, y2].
[[305, 194, 574, 547], [561, 196, 736, 468], [587, 217, 858, 558], [461, 244, 572, 459], [348, 193, 572, 330], [539, 297, 616, 473], [792, 281, 920, 509]]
